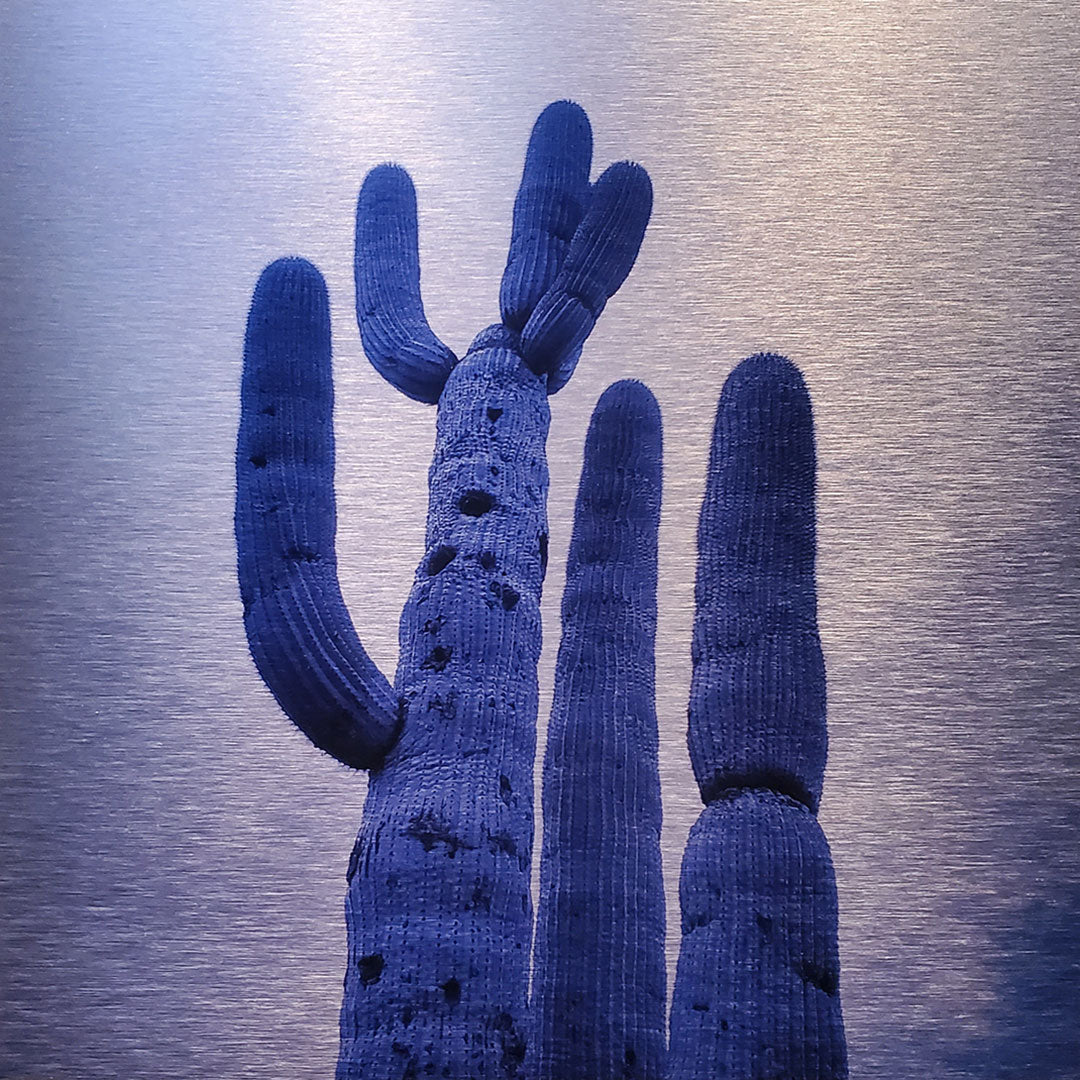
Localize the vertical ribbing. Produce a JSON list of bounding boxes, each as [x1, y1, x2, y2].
[[668, 793, 846, 1079], [240, 102, 658, 1076], [337, 328, 547, 1079], [236, 257, 399, 769], [668, 354, 847, 1079], [499, 100, 593, 334], [689, 353, 826, 809], [355, 164, 458, 403], [521, 163, 653, 392], [532, 380, 666, 1080]]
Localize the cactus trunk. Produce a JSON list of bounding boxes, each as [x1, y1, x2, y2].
[[337, 327, 547, 1079]]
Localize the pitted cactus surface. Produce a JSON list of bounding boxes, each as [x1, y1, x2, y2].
[[236, 102, 846, 1080]]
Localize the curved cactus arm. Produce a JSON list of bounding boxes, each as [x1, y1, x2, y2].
[[499, 99, 593, 334], [531, 380, 667, 1080], [236, 257, 401, 771], [520, 161, 653, 392], [667, 354, 847, 1079], [354, 164, 458, 404]]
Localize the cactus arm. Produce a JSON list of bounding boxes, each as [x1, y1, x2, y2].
[[231, 103, 654, 1077], [520, 161, 653, 392], [236, 257, 401, 770], [354, 164, 458, 404], [667, 354, 848, 1079], [689, 352, 827, 808], [499, 99, 593, 333], [531, 380, 666, 1080]]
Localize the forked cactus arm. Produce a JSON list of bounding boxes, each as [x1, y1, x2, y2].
[[354, 164, 458, 404], [531, 379, 667, 1080], [239, 102, 655, 1078], [236, 257, 401, 771], [499, 100, 593, 334], [668, 354, 848, 1079], [333, 106, 653, 1079], [521, 161, 653, 393]]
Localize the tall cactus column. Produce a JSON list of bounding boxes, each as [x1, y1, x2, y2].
[[667, 354, 848, 1080], [236, 100, 653, 1080], [338, 329, 549, 1078], [531, 380, 667, 1080]]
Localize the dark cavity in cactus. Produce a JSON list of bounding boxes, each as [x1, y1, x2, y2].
[[236, 101, 847, 1080]]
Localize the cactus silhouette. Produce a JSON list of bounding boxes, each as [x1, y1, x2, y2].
[[236, 101, 846, 1079]]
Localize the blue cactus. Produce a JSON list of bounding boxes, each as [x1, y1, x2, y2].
[[236, 102, 846, 1079], [667, 353, 847, 1079]]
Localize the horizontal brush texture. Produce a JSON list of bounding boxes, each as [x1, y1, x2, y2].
[[532, 380, 666, 1080], [236, 257, 399, 769]]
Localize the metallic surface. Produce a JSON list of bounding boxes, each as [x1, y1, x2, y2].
[[1, 2, 1077, 1077]]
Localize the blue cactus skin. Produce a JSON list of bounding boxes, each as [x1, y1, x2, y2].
[[237, 258, 400, 770], [531, 379, 667, 1080], [238, 102, 848, 1079], [336, 324, 549, 1079], [238, 101, 654, 1079], [667, 354, 848, 1080]]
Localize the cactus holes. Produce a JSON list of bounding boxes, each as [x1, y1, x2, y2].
[[422, 645, 452, 672], [539, 531, 549, 574], [487, 406, 503, 422], [358, 953, 384, 986], [479, 552, 496, 571], [426, 545, 457, 576], [795, 958, 839, 996], [459, 489, 495, 517], [489, 581, 520, 611], [440, 977, 461, 1006], [249, 454, 267, 468]]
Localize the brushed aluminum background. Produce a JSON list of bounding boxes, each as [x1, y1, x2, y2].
[[1, 2, 1077, 1077]]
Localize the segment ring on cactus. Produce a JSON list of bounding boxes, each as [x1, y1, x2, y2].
[[235, 100, 847, 1080]]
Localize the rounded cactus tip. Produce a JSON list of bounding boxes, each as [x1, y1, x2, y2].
[[255, 255, 326, 296], [589, 379, 662, 467], [596, 378, 660, 425], [596, 159, 653, 197], [715, 353, 815, 471], [360, 162, 414, 201], [724, 352, 808, 395], [528, 100, 594, 166], [535, 98, 590, 129], [250, 257, 329, 324]]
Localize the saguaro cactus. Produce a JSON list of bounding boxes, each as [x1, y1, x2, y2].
[[236, 101, 847, 1079], [666, 354, 847, 1078]]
